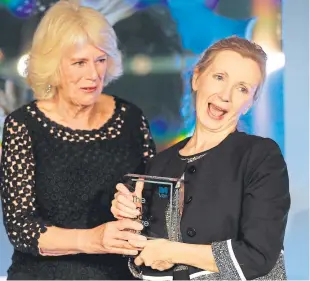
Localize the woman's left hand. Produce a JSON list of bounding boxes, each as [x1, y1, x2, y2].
[[130, 239, 175, 271]]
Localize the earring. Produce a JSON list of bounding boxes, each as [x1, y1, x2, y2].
[[46, 84, 52, 94], [243, 107, 250, 115]]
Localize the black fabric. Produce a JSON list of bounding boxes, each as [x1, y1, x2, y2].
[[0, 96, 156, 280], [139, 131, 290, 280]]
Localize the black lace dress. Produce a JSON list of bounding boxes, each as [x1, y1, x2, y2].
[[0, 96, 156, 280]]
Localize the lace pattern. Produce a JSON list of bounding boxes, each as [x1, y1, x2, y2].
[[140, 114, 155, 161], [26, 99, 126, 142], [1, 116, 49, 255], [0, 96, 156, 279]]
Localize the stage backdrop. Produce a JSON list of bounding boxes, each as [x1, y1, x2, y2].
[[0, 0, 308, 279]]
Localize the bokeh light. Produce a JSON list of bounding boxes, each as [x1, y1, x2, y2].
[[131, 54, 152, 75]]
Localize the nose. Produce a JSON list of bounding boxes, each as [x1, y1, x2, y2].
[[86, 61, 98, 81], [218, 85, 232, 102]]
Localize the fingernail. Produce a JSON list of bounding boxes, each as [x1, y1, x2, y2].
[[138, 235, 147, 240]]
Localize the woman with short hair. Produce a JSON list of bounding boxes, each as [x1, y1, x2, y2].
[[112, 36, 290, 280]]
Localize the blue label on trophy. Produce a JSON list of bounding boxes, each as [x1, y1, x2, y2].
[[158, 186, 169, 198]]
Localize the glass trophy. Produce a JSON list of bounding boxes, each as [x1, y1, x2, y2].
[[122, 173, 185, 279]]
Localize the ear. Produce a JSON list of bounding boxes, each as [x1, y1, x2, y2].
[[191, 68, 200, 92]]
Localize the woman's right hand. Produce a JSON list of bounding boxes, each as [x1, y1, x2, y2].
[[80, 219, 146, 256], [111, 182, 144, 220]]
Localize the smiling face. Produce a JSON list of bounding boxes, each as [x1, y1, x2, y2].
[[192, 50, 263, 133], [57, 43, 108, 106]]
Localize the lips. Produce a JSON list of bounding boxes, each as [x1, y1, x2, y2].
[[207, 103, 228, 120], [80, 86, 97, 93]]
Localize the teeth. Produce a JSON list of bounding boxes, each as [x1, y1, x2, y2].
[[209, 104, 225, 117]]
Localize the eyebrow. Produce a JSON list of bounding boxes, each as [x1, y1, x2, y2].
[[239, 81, 254, 88], [97, 55, 108, 60], [70, 55, 108, 62]]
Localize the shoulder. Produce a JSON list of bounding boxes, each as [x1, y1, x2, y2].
[[244, 133, 283, 158], [233, 132, 288, 184], [112, 95, 152, 134], [230, 131, 284, 160], [1, 102, 36, 142], [113, 95, 144, 117], [3, 102, 34, 126]]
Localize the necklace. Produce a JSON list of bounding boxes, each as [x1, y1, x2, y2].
[[179, 152, 207, 163]]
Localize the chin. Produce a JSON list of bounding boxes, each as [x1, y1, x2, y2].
[[202, 122, 224, 132], [75, 93, 100, 106], [197, 115, 227, 132], [199, 115, 239, 133]]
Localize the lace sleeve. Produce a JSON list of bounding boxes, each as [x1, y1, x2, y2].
[[140, 114, 156, 163], [1, 115, 50, 256]]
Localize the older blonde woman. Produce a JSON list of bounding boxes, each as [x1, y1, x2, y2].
[[111, 37, 290, 280], [0, 0, 155, 279]]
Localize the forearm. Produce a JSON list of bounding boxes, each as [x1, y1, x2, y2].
[[169, 242, 219, 273], [38, 225, 106, 256]]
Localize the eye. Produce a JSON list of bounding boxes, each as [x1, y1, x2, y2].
[[238, 86, 249, 94], [213, 74, 224, 81], [73, 61, 86, 67], [98, 58, 107, 63]]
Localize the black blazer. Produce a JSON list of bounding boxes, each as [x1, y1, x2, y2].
[[134, 130, 290, 280]]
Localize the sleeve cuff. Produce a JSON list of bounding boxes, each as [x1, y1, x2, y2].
[[211, 239, 246, 280], [128, 257, 143, 279]]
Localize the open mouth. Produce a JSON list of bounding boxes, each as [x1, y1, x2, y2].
[[207, 103, 228, 120], [80, 86, 97, 93]]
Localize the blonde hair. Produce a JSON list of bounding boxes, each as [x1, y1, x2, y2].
[[26, 0, 122, 99], [192, 36, 267, 100]]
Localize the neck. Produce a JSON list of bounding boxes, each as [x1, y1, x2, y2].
[[182, 122, 236, 155], [52, 94, 98, 129]]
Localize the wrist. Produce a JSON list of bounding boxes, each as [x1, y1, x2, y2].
[[76, 229, 90, 253], [169, 243, 218, 272], [76, 227, 108, 254], [89, 224, 110, 254], [167, 241, 183, 264]]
